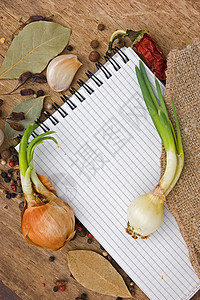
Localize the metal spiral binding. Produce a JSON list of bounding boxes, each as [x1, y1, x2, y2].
[[77, 79, 94, 95], [35, 119, 50, 132], [69, 87, 86, 102], [85, 70, 103, 87], [52, 103, 68, 118], [113, 47, 129, 63], [96, 62, 112, 79], [17, 47, 129, 140], [61, 94, 77, 110], [43, 111, 59, 126], [104, 55, 121, 71]]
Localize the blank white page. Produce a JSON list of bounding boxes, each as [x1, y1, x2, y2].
[[31, 47, 200, 300]]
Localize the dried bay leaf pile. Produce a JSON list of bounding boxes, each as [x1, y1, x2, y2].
[[0, 21, 71, 79], [68, 250, 133, 298]]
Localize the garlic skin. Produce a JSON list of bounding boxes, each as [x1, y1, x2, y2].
[[47, 55, 82, 92], [21, 196, 75, 251], [127, 192, 164, 238], [0, 129, 4, 146]]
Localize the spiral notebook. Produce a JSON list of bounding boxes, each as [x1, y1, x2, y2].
[[28, 47, 200, 300]]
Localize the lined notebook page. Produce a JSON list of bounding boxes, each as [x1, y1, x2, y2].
[[31, 47, 200, 300]]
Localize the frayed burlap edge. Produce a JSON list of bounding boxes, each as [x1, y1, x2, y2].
[[160, 39, 200, 278]]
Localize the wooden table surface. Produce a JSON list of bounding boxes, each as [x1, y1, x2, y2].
[[0, 0, 199, 299]]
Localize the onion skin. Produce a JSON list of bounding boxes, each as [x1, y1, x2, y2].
[[127, 188, 165, 238], [21, 197, 75, 251]]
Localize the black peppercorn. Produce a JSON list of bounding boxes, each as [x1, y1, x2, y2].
[[12, 155, 19, 162], [6, 193, 11, 199], [67, 45, 73, 51], [116, 297, 123, 300], [11, 193, 17, 198], [4, 177, 11, 183], [49, 255, 55, 262], [81, 293, 87, 299], [9, 146, 16, 153], [36, 90, 45, 97], [1, 171, 7, 178], [53, 286, 58, 292], [97, 23, 105, 31], [87, 238, 93, 244]]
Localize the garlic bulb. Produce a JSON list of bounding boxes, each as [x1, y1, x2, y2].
[[127, 190, 165, 238], [47, 55, 82, 92]]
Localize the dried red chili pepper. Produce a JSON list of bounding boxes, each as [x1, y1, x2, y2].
[[108, 29, 167, 81]]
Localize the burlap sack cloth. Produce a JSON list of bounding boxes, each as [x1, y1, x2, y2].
[[161, 39, 200, 278]]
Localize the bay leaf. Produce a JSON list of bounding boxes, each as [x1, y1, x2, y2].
[[0, 21, 70, 79], [67, 250, 133, 298], [5, 95, 46, 139]]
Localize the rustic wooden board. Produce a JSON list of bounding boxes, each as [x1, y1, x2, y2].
[[0, 0, 199, 299]]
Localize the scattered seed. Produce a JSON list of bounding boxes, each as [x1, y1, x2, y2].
[[9, 146, 16, 153], [9, 112, 25, 121], [87, 238, 93, 244], [0, 37, 5, 44], [6, 193, 11, 199], [18, 72, 32, 85], [11, 184, 16, 191], [59, 285, 66, 292], [53, 286, 58, 292], [1, 159, 6, 165], [36, 90, 44, 97], [46, 103, 53, 110], [56, 280, 67, 287], [4, 177, 11, 183], [9, 122, 24, 131], [1, 171, 7, 178], [32, 73, 47, 83], [4, 205, 8, 209], [49, 255, 55, 262], [16, 186, 23, 193], [75, 222, 83, 231], [9, 160, 15, 167], [29, 15, 45, 22], [89, 51, 100, 62], [1, 149, 11, 159], [116, 297, 123, 300], [102, 250, 108, 257], [19, 201, 24, 211], [130, 281, 134, 286], [0, 99, 4, 106], [20, 88, 35, 96], [90, 40, 99, 49], [87, 232, 93, 239], [12, 155, 18, 162], [97, 23, 105, 31], [11, 193, 17, 198], [67, 45, 73, 51], [81, 293, 87, 299], [42, 283, 46, 287], [78, 228, 87, 237]]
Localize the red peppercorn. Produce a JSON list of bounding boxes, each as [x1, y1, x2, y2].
[[11, 184, 16, 191], [59, 285, 66, 292], [42, 283, 45, 287], [87, 232, 93, 239], [9, 160, 15, 167]]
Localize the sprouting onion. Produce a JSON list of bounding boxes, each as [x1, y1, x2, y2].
[[19, 124, 75, 250], [126, 61, 184, 239]]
